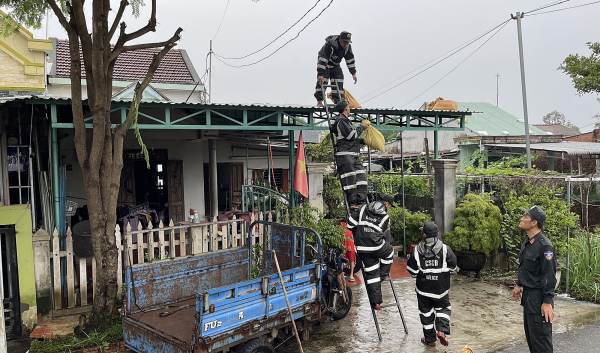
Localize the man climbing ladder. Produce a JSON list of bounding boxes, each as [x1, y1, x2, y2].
[[314, 31, 357, 107], [330, 100, 369, 208]]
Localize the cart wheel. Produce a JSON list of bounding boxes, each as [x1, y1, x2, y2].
[[237, 338, 274, 353]]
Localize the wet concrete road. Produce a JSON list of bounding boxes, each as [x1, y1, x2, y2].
[[280, 276, 600, 353]]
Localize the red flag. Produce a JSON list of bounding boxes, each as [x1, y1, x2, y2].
[[293, 131, 309, 198]]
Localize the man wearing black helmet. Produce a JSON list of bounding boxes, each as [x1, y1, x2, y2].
[[314, 31, 357, 107], [331, 100, 369, 208], [511, 205, 556, 353]]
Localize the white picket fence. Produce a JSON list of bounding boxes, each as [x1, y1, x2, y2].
[[49, 211, 287, 312]]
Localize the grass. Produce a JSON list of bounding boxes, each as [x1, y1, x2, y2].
[[30, 316, 123, 353], [567, 232, 600, 303]]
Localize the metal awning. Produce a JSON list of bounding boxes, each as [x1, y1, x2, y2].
[[484, 142, 600, 155], [0, 95, 471, 132]]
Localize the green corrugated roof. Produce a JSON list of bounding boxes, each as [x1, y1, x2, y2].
[[457, 102, 546, 136]]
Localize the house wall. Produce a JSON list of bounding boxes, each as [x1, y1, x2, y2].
[[47, 84, 199, 103], [399, 129, 469, 153], [0, 50, 45, 92], [60, 130, 292, 222], [0, 205, 37, 330]]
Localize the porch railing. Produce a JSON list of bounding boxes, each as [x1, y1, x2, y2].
[[45, 211, 291, 314], [241, 185, 290, 215]]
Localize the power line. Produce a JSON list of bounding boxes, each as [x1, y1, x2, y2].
[[525, 0, 571, 14], [216, 0, 323, 60], [212, 0, 231, 41], [400, 20, 511, 108], [527, 0, 600, 16], [213, 0, 334, 68], [360, 19, 510, 104]]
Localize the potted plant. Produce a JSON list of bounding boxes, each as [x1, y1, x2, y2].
[[444, 193, 502, 275]]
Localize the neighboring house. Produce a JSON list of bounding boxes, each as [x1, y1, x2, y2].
[[0, 12, 52, 338], [534, 123, 580, 137], [381, 102, 545, 171], [47, 38, 203, 102], [564, 129, 600, 143]]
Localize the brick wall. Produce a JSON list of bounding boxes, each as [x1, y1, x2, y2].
[[564, 130, 600, 143], [0, 50, 44, 90]]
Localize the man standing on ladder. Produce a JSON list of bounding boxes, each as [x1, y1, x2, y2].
[[314, 31, 357, 107], [331, 100, 369, 208], [347, 194, 395, 310]]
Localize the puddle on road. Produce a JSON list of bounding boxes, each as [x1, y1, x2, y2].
[[279, 277, 600, 353]]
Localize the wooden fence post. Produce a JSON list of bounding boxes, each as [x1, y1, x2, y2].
[[147, 222, 155, 262], [115, 224, 122, 298], [136, 222, 144, 265], [168, 220, 177, 259], [66, 227, 75, 308], [158, 220, 165, 261], [52, 228, 61, 310]]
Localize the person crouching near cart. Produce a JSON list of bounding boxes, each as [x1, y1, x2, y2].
[[407, 221, 458, 347], [340, 215, 356, 281]]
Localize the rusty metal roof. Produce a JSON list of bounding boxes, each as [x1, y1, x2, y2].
[[484, 141, 600, 155]]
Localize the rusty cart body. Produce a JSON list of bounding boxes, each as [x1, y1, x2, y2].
[[122, 221, 324, 352]]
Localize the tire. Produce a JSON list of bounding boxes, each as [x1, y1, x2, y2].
[[332, 286, 353, 321], [237, 338, 274, 353]]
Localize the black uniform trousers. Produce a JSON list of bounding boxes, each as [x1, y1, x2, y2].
[[314, 66, 345, 103], [417, 294, 451, 343], [522, 287, 553, 353], [357, 242, 394, 305], [336, 154, 368, 206]]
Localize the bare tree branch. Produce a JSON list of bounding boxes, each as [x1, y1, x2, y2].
[[112, 0, 157, 53], [70, 0, 96, 107], [46, 0, 71, 31], [111, 27, 182, 63], [108, 0, 129, 41]]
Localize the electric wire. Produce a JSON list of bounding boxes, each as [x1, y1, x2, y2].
[[360, 19, 510, 104], [215, 0, 323, 60], [527, 0, 600, 16], [213, 0, 334, 68], [524, 0, 571, 14], [212, 0, 231, 41], [400, 20, 511, 109]]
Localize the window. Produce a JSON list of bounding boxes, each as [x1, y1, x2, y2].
[[5, 113, 31, 205]]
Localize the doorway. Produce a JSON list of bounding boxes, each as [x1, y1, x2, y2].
[[0, 225, 21, 340]]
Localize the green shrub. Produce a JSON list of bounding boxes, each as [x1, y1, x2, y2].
[[567, 231, 600, 303], [288, 201, 345, 251], [444, 193, 502, 254], [500, 185, 578, 268], [388, 207, 432, 246], [323, 173, 344, 218]]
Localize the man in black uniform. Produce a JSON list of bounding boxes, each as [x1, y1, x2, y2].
[[314, 31, 357, 107], [407, 221, 457, 347], [347, 194, 395, 310], [331, 100, 369, 207], [511, 205, 556, 353]]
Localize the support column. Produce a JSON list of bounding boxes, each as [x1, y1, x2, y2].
[[434, 130, 439, 159], [32, 229, 52, 317], [209, 139, 218, 218], [307, 163, 328, 213], [433, 159, 459, 239], [51, 105, 60, 232], [288, 130, 296, 207]]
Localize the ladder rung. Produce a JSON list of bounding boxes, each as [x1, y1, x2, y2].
[[380, 303, 399, 309]]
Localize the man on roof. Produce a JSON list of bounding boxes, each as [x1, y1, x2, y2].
[[314, 31, 357, 108]]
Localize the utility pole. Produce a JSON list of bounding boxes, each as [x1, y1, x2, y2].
[[496, 73, 500, 107], [209, 40, 213, 104], [513, 12, 532, 168]]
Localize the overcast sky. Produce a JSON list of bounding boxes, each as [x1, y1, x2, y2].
[[27, 0, 600, 132]]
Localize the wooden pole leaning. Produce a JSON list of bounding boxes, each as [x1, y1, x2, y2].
[[272, 249, 304, 353]]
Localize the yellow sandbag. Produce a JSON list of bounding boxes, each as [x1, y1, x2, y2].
[[327, 89, 362, 108], [426, 97, 458, 111], [363, 123, 385, 152]]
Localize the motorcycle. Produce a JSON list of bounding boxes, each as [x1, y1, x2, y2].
[[308, 246, 353, 320]]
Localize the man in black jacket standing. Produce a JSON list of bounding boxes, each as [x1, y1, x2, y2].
[[331, 100, 369, 207], [314, 31, 357, 107], [511, 205, 556, 353], [407, 221, 457, 347], [347, 194, 395, 310]]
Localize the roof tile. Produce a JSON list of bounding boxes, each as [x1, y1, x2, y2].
[[54, 40, 196, 84]]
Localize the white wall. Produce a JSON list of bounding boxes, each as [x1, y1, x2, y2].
[[47, 84, 199, 103]]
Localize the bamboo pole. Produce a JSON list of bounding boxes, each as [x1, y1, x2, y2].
[[272, 250, 304, 353]]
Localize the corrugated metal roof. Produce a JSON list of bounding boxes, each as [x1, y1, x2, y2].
[[0, 95, 472, 115], [457, 102, 546, 136], [534, 124, 580, 137], [484, 141, 600, 155]]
